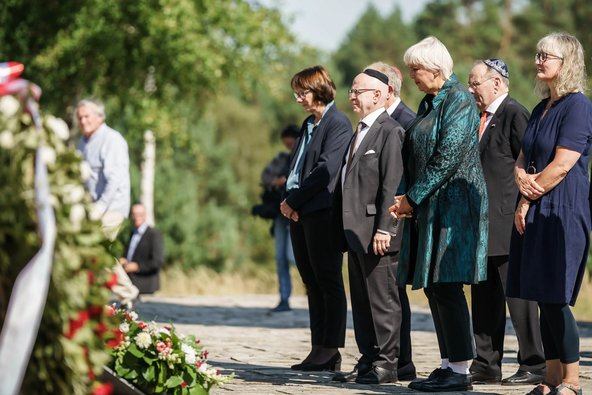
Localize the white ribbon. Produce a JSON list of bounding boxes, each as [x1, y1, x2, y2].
[[0, 145, 56, 394]]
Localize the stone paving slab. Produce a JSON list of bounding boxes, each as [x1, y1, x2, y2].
[[135, 295, 592, 394]]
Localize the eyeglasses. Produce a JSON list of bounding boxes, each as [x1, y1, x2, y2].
[[468, 76, 495, 88], [348, 88, 376, 97], [293, 89, 311, 100], [535, 52, 563, 63]]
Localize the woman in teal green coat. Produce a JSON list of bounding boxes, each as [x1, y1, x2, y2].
[[390, 36, 488, 392]]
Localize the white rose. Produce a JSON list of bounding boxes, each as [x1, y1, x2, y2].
[[0, 130, 14, 149], [198, 362, 209, 374], [40, 146, 56, 165], [79, 161, 92, 181], [0, 96, 20, 118], [119, 322, 130, 334], [181, 343, 197, 364], [45, 115, 69, 140], [129, 311, 138, 321], [159, 327, 171, 336], [69, 204, 85, 230], [63, 184, 85, 204], [135, 332, 152, 349]]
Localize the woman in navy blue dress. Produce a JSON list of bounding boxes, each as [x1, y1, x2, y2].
[[508, 32, 592, 395]]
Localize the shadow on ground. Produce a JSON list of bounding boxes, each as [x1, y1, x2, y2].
[[210, 361, 502, 395], [134, 301, 437, 332]]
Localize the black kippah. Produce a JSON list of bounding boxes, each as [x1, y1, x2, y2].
[[363, 69, 389, 85]]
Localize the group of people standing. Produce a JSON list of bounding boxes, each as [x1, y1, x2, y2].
[[280, 32, 592, 395]]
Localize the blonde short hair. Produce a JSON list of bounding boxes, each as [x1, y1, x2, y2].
[[403, 36, 453, 79], [534, 32, 587, 98]]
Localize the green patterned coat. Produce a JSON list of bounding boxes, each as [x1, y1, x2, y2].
[[398, 74, 488, 289]]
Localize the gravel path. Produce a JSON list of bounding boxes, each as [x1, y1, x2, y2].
[[135, 294, 592, 394]]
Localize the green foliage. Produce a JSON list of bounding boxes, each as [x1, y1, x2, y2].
[[0, 93, 116, 394]]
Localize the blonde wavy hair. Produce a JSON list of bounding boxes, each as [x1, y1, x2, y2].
[[534, 32, 587, 98]]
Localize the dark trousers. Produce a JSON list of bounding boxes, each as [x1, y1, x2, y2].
[[348, 250, 409, 370], [290, 209, 347, 348], [471, 256, 545, 375], [425, 283, 474, 362], [539, 303, 580, 363]]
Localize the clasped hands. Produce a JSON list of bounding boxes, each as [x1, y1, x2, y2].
[[119, 257, 139, 273], [280, 199, 299, 222], [388, 194, 414, 220], [514, 167, 544, 201], [513, 168, 544, 236]]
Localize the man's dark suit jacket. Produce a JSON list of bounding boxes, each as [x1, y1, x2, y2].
[[124, 226, 164, 294], [285, 104, 352, 215], [338, 112, 405, 254], [390, 100, 416, 130], [479, 96, 529, 256]]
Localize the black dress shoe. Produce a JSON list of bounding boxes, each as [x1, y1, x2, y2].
[[397, 362, 417, 381], [355, 365, 397, 384], [502, 370, 545, 386], [332, 362, 371, 382], [300, 352, 341, 372], [290, 361, 306, 370], [470, 370, 501, 384], [411, 367, 472, 392], [408, 368, 448, 389]]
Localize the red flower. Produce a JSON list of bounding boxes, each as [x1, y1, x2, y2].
[[65, 310, 90, 339], [105, 305, 116, 317], [88, 305, 103, 317], [92, 383, 113, 395], [95, 322, 107, 336], [106, 328, 124, 348], [138, 322, 147, 329], [105, 273, 118, 289], [181, 382, 187, 388]]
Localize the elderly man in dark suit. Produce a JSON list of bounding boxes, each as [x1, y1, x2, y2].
[[332, 68, 407, 384], [119, 203, 165, 294], [467, 58, 545, 385], [364, 61, 417, 378]]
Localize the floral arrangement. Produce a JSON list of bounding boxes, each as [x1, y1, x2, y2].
[[0, 72, 117, 394], [108, 306, 232, 394]]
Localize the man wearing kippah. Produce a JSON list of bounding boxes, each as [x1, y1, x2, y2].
[[467, 59, 545, 386], [332, 69, 407, 384]]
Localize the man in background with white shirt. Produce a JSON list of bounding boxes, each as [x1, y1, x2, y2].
[[120, 203, 164, 294]]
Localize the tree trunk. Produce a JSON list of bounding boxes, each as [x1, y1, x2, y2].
[[499, 0, 513, 56], [141, 130, 155, 226]]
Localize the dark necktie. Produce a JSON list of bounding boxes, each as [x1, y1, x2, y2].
[[347, 121, 365, 172]]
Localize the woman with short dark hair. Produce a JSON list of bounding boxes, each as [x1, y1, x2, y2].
[[280, 65, 352, 371]]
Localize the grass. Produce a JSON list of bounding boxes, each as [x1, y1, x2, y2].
[[159, 264, 592, 322]]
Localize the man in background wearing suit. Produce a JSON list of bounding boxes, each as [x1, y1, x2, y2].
[[119, 203, 165, 294], [365, 61, 416, 378], [333, 69, 408, 384], [468, 59, 545, 385], [366, 62, 416, 130]]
